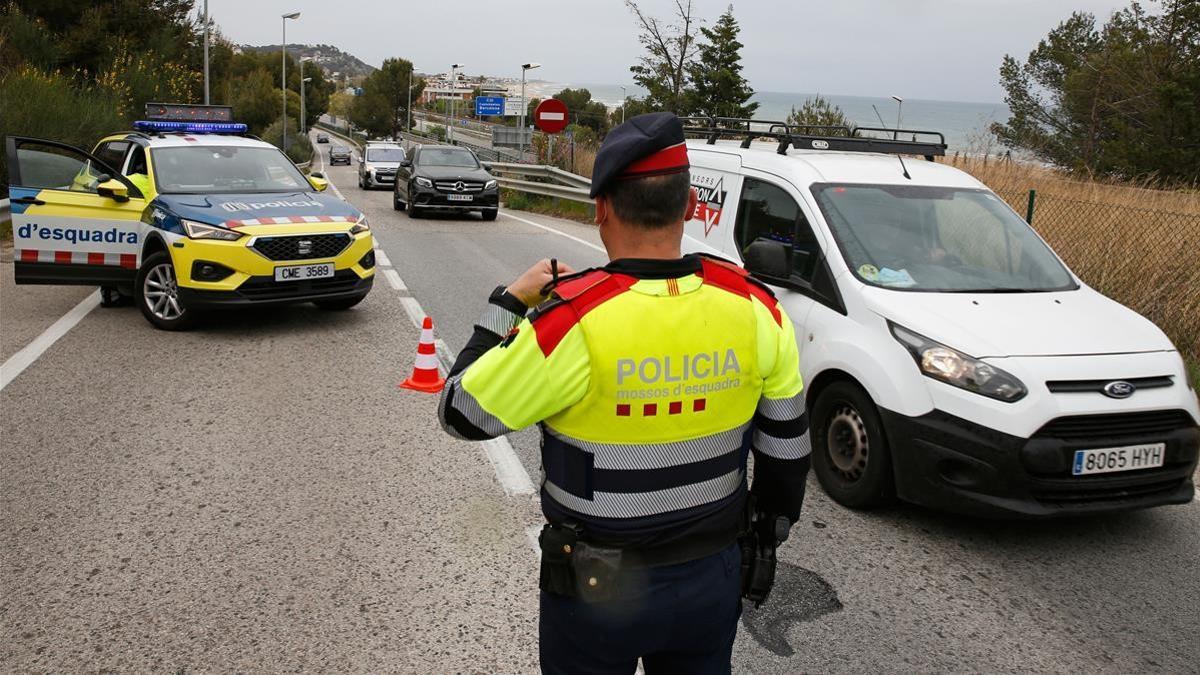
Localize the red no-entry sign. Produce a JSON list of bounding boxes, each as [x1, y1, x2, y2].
[[534, 98, 569, 134]]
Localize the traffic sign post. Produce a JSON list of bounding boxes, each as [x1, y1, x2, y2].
[[475, 96, 504, 117], [534, 98, 569, 134]]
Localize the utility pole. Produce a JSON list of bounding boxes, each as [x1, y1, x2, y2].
[[620, 85, 627, 124], [891, 95, 903, 140], [449, 64, 464, 144], [281, 12, 300, 151], [202, 0, 210, 104], [520, 62, 540, 161]]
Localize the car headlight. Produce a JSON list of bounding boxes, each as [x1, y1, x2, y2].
[[484, 179, 498, 190], [182, 219, 243, 241], [889, 322, 1027, 402], [349, 214, 370, 235], [415, 176, 433, 188]]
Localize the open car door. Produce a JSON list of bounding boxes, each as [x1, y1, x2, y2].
[[6, 137, 147, 286]]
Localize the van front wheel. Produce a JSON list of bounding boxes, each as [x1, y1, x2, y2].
[[812, 380, 895, 508]]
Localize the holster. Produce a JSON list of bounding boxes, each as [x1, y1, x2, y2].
[[538, 522, 625, 602], [739, 496, 791, 608]]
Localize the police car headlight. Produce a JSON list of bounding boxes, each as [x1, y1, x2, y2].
[[484, 179, 498, 190], [349, 214, 370, 235], [889, 322, 1027, 402], [415, 176, 433, 188], [182, 219, 243, 241]]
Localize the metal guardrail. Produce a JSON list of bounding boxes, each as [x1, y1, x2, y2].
[[482, 162, 592, 203]]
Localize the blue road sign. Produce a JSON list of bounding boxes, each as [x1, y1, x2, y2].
[[475, 96, 505, 116]]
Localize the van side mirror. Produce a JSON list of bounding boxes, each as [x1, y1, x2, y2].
[[96, 178, 130, 202], [742, 239, 791, 283]]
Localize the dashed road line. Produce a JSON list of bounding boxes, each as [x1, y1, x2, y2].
[[1, 291, 100, 392], [375, 248, 393, 268], [399, 296, 425, 328], [499, 211, 604, 253], [525, 525, 542, 556], [383, 268, 406, 292]]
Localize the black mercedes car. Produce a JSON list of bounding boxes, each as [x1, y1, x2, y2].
[[393, 145, 499, 220], [329, 144, 352, 165]]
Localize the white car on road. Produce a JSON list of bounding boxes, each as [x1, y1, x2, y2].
[[681, 120, 1200, 517]]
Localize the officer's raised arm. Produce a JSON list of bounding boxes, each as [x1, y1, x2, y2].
[[438, 258, 586, 441]]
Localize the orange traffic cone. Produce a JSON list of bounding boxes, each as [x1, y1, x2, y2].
[[399, 316, 446, 393]]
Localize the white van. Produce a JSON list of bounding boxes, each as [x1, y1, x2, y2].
[[681, 120, 1199, 517]]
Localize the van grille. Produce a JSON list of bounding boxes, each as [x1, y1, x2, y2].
[[1034, 410, 1194, 441]]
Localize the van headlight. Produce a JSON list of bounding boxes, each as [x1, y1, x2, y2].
[[349, 214, 370, 235], [889, 322, 1027, 402], [182, 219, 243, 241]]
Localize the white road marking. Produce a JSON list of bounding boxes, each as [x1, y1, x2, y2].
[[383, 269, 406, 292], [525, 525, 542, 557], [484, 436, 537, 496], [0, 291, 100, 392], [312, 136, 347, 202], [499, 211, 604, 253], [399, 296, 424, 328], [375, 248, 393, 268], [434, 338, 455, 369]]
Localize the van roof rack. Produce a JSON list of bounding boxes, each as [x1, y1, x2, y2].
[[680, 117, 946, 160]]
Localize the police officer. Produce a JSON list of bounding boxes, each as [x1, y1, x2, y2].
[[439, 112, 811, 674]]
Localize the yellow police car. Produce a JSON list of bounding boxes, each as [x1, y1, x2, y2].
[[6, 103, 375, 330]]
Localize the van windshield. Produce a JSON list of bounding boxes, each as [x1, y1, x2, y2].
[[367, 147, 404, 162], [810, 183, 1077, 292]]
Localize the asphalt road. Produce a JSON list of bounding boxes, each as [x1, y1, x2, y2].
[[1, 135, 1197, 672]]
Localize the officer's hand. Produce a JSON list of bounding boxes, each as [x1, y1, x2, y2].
[[507, 258, 576, 307]]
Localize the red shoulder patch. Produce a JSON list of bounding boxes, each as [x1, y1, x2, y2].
[[532, 272, 636, 356], [746, 281, 783, 326]]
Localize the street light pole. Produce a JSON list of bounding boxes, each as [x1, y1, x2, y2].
[[520, 62, 540, 161], [281, 11, 300, 152], [202, 0, 209, 104], [620, 85, 627, 124], [301, 77, 311, 136], [891, 95, 903, 140], [449, 64, 464, 144]]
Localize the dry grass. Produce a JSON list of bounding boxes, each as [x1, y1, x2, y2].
[[943, 155, 1200, 383]]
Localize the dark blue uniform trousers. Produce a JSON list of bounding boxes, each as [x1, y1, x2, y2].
[[539, 543, 742, 674]]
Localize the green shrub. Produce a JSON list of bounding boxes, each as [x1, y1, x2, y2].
[[0, 67, 126, 193], [261, 116, 314, 165]]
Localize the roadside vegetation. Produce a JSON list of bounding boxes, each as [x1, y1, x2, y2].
[[0, 1, 336, 185]]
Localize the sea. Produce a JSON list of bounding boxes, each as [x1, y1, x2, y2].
[[521, 82, 1009, 153]]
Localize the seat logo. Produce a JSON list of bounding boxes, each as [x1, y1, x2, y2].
[[297, 239, 313, 256], [1102, 380, 1136, 399]]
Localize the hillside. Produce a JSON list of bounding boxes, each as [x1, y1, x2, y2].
[[238, 43, 375, 79]]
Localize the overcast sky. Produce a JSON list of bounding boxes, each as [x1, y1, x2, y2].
[[210, 0, 1135, 103]]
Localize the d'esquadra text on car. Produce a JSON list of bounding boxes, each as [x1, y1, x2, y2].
[[680, 117, 1199, 517], [7, 103, 376, 330]]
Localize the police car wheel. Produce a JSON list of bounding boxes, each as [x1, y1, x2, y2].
[[811, 380, 895, 508], [481, 209, 498, 221], [313, 293, 367, 311], [136, 252, 195, 330]]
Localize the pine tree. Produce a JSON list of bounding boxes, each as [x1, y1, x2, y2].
[[687, 5, 758, 120]]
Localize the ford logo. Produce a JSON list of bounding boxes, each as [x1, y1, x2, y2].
[[1103, 380, 1136, 399]]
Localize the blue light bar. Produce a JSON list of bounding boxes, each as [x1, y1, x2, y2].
[[133, 120, 248, 134]]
